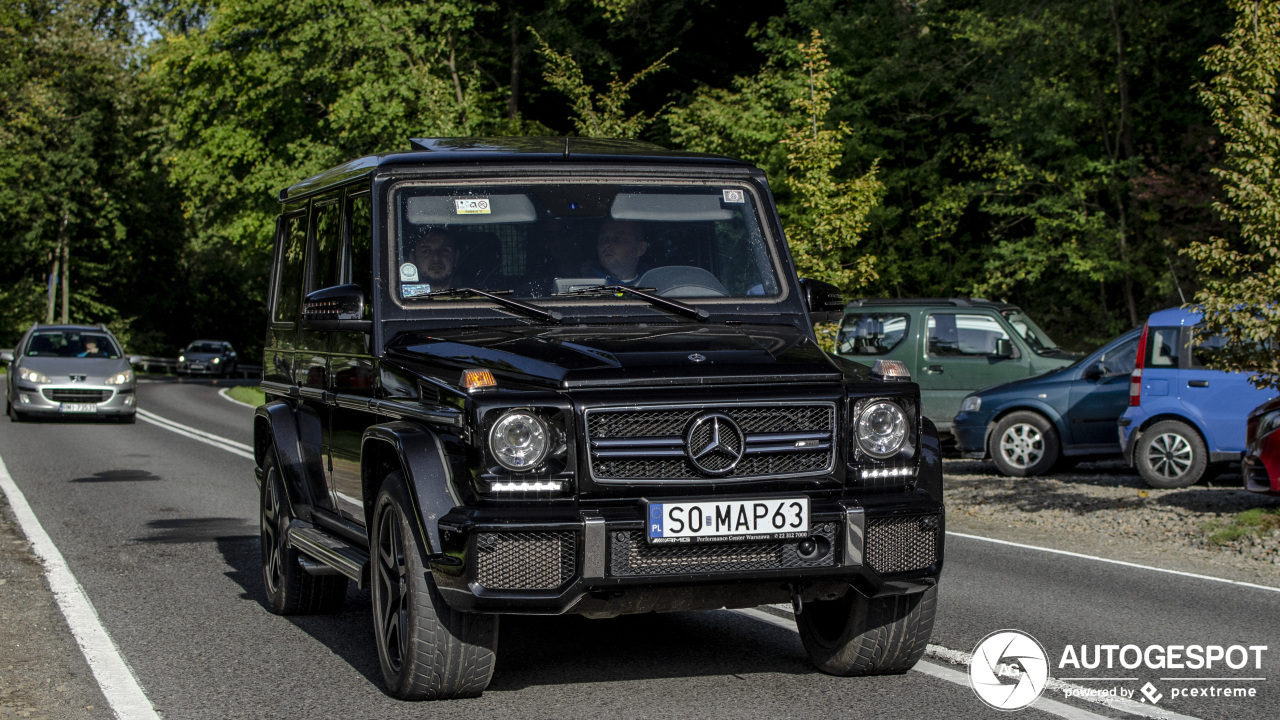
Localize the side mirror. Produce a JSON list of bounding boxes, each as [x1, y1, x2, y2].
[[1082, 360, 1105, 380], [302, 284, 371, 332], [127, 354, 142, 365], [993, 337, 1015, 358], [0, 350, 12, 363], [800, 278, 845, 324]]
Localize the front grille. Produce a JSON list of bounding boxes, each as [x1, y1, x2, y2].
[[587, 404, 836, 481], [474, 531, 576, 590], [609, 522, 840, 576], [865, 514, 940, 574], [43, 389, 111, 403]]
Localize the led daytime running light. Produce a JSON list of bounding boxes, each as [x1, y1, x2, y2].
[[489, 480, 563, 492], [860, 467, 915, 479]]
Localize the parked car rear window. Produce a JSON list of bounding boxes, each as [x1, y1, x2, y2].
[[26, 331, 121, 358], [838, 313, 909, 356], [1145, 327, 1181, 368], [926, 314, 1013, 357]]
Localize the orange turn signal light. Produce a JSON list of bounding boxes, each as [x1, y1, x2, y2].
[[463, 368, 497, 390]]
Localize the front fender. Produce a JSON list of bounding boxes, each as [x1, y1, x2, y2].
[[253, 400, 323, 522], [987, 399, 1067, 449], [361, 421, 461, 559], [916, 417, 944, 504]]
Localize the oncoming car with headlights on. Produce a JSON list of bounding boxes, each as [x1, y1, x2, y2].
[[2, 323, 138, 422], [253, 137, 945, 700]]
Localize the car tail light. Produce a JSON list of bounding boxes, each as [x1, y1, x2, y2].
[[1130, 322, 1149, 406]]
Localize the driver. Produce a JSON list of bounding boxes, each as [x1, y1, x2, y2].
[[590, 219, 649, 286], [412, 230, 461, 291]]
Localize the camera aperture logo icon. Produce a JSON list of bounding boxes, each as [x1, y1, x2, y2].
[[969, 630, 1050, 711]]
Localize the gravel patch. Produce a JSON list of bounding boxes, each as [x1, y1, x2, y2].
[[944, 458, 1280, 586]]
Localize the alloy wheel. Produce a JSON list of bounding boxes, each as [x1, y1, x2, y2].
[[998, 423, 1044, 469], [1145, 432, 1193, 479], [261, 471, 285, 595], [374, 503, 410, 674]]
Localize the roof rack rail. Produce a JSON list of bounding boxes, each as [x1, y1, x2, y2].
[[843, 297, 999, 308]]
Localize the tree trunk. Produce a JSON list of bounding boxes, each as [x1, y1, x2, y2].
[[60, 238, 69, 323], [46, 212, 68, 324], [507, 3, 520, 121]]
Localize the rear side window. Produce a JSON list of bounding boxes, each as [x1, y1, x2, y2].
[[274, 214, 306, 323], [1145, 327, 1181, 368], [838, 313, 909, 356], [347, 192, 372, 301], [308, 199, 342, 293], [927, 313, 1014, 357]]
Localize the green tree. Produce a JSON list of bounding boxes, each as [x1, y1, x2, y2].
[[531, 29, 674, 138], [1184, 0, 1280, 390]]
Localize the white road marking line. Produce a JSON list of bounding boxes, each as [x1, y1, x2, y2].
[[217, 387, 257, 409], [948, 531, 1280, 593], [136, 408, 253, 459], [0, 453, 161, 720], [732, 608, 1204, 720]]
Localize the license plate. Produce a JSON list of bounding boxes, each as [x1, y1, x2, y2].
[[190, 363, 206, 370], [59, 403, 98, 413], [646, 498, 809, 544]]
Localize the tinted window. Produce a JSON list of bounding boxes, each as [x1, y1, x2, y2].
[[309, 199, 342, 293], [274, 215, 305, 323], [927, 313, 1014, 357], [838, 313, 909, 356], [1190, 330, 1228, 369], [26, 331, 121, 358], [1146, 327, 1180, 368], [1099, 336, 1138, 375], [347, 193, 372, 303], [391, 181, 782, 302]]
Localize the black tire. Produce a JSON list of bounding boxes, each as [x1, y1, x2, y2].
[[1135, 420, 1207, 489], [988, 411, 1059, 477], [7, 397, 26, 423], [260, 449, 347, 614], [371, 474, 498, 699], [798, 586, 937, 676]]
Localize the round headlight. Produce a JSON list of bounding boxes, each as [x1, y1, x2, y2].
[[489, 412, 550, 472], [856, 401, 907, 459]]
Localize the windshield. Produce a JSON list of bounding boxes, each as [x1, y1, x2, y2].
[[1002, 310, 1060, 354], [188, 343, 227, 354], [25, 331, 122, 359], [391, 180, 784, 307]]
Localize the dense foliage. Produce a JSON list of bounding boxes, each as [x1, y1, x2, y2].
[[0, 0, 1257, 363]]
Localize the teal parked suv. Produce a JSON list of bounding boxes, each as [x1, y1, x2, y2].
[[837, 299, 1080, 432]]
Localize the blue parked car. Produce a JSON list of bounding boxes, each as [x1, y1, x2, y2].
[[1120, 307, 1279, 488], [953, 328, 1142, 476]]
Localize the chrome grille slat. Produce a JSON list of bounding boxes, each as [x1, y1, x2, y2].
[[585, 403, 836, 481], [609, 523, 840, 576]]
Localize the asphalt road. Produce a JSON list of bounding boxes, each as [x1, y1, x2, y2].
[[1, 379, 1276, 720]]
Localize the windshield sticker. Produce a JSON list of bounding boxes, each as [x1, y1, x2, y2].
[[722, 189, 745, 203], [402, 283, 433, 299], [455, 198, 492, 215], [400, 263, 419, 282]]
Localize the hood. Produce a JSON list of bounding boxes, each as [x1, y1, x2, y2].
[[384, 323, 864, 390], [18, 356, 131, 382], [972, 364, 1077, 399]]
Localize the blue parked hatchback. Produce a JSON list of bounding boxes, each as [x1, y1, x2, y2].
[[1120, 307, 1279, 488], [953, 327, 1142, 476]]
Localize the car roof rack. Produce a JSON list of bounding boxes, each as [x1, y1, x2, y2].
[[843, 297, 1010, 308]]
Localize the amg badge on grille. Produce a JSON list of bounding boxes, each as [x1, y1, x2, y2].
[[684, 412, 745, 475]]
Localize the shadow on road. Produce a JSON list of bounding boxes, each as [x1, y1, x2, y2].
[[211, 534, 814, 696], [71, 469, 162, 483]]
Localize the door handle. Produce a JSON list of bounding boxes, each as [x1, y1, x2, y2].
[[925, 365, 944, 374], [1188, 380, 1209, 388]]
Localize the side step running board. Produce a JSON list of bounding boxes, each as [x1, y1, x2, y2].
[[288, 521, 370, 588]]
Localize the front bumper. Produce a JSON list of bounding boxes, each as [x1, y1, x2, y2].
[[951, 411, 990, 457], [431, 495, 944, 616], [180, 362, 227, 375], [1243, 431, 1280, 495], [12, 382, 136, 417]]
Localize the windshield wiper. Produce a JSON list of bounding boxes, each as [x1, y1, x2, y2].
[[555, 284, 709, 322], [420, 287, 562, 324]]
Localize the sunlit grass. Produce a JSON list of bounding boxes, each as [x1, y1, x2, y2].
[[1205, 507, 1280, 545], [226, 385, 265, 407]]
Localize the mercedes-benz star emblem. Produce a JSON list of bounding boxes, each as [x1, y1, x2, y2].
[[684, 412, 745, 476], [688, 353, 706, 363]]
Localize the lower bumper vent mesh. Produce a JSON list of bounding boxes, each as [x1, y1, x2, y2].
[[474, 531, 576, 590], [609, 523, 840, 576], [865, 514, 940, 574]]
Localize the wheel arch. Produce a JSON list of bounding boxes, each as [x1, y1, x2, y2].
[[1125, 413, 1210, 465], [984, 402, 1065, 454], [254, 400, 322, 521], [361, 421, 461, 559]]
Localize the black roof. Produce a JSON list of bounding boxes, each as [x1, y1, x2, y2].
[[281, 137, 750, 201]]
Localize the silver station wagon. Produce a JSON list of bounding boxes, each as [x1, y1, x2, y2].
[[3, 324, 138, 422]]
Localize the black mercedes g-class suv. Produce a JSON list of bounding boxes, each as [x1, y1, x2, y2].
[[254, 137, 944, 700]]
